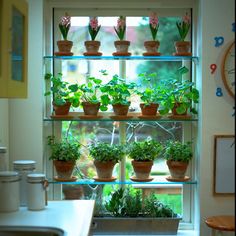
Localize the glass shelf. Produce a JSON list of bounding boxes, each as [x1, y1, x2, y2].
[[43, 55, 199, 63], [48, 179, 197, 185]]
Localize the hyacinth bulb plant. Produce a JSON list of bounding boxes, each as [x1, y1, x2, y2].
[[143, 12, 161, 56], [88, 17, 101, 41], [59, 13, 71, 40], [174, 12, 192, 56], [176, 13, 191, 41], [114, 16, 126, 40]]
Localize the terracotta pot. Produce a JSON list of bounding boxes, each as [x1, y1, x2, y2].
[[52, 101, 71, 115], [114, 40, 130, 53], [143, 41, 161, 55], [55, 40, 73, 56], [63, 185, 84, 200], [93, 160, 116, 179], [82, 102, 100, 116], [140, 103, 159, 116], [112, 104, 130, 116], [174, 41, 191, 56], [84, 41, 102, 55], [172, 102, 188, 116], [131, 160, 153, 179], [166, 160, 189, 179], [53, 160, 76, 179]]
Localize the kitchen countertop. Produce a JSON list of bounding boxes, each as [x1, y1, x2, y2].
[[0, 200, 95, 236]]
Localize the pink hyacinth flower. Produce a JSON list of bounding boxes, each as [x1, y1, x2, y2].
[[60, 16, 71, 27], [117, 16, 126, 30], [182, 13, 190, 24], [149, 12, 158, 29], [90, 17, 99, 30]]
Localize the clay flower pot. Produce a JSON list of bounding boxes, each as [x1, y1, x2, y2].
[[140, 103, 159, 116], [171, 102, 188, 116], [112, 104, 130, 116], [55, 40, 73, 56], [143, 41, 161, 56], [82, 102, 100, 116], [131, 160, 153, 179], [53, 160, 76, 179], [113, 40, 131, 56], [84, 40, 102, 56], [93, 160, 116, 180], [52, 101, 71, 116], [174, 41, 192, 56], [166, 160, 189, 179]]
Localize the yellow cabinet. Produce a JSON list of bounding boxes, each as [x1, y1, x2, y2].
[[0, 0, 28, 98]]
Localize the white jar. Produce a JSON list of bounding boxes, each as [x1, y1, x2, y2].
[[0, 171, 20, 212], [13, 160, 36, 206], [27, 173, 47, 211], [0, 147, 7, 171]]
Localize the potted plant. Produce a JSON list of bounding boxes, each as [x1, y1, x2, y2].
[[44, 73, 80, 116], [88, 142, 125, 181], [174, 12, 191, 56], [135, 72, 164, 117], [47, 136, 81, 181], [55, 13, 73, 56], [113, 16, 131, 56], [84, 17, 102, 56], [143, 12, 161, 56], [100, 74, 136, 117], [92, 187, 181, 235], [163, 140, 193, 181], [128, 138, 163, 181]]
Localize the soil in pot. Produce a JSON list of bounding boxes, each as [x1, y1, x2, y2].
[[53, 160, 76, 180], [131, 160, 153, 181], [140, 103, 159, 116], [112, 104, 130, 116], [166, 160, 189, 179], [82, 102, 100, 116], [143, 41, 161, 56], [93, 160, 117, 181], [84, 41, 102, 56], [113, 40, 131, 56], [173, 41, 192, 56], [55, 40, 73, 56], [52, 101, 71, 116]]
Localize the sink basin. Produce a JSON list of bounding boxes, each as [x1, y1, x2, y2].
[[0, 226, 64, 236]]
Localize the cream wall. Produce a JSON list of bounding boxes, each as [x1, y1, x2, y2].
[[0, 0, 234, 235]]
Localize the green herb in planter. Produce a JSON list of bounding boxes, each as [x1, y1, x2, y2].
[[163, 140, 193, 162], [128, 139, 163, 161], [89, 142, 126, 163]]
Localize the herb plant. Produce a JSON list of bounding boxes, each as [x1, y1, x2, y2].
[[128, 138, 163, 161], [89, 142, 126, 163], [163, 140, 193, 162]]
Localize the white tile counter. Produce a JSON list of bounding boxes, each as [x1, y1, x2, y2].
[[0, 200, 95, 236]]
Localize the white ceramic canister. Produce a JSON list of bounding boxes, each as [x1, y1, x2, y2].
[[13, 160, 36, 206], [27, 173, 48, 211], [0, 147, 7, 171], [0, 171, 20, 212]]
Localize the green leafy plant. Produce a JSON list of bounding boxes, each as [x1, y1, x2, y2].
[[114, 16, 126, 40], [47, 135, 81, 161], [135, 72, 165, 106], [128, 138, 163, 161], [44, 73, 80, 108], [89, 142, 126, 163], [88, 17, 101, 41], [100, 74, 136, 106], [58, 13, 71, 40], [176, 13, 191, 41], [158, 67, 199, 115], [163, 140, 193, 162], [149, 12, 159, 41]]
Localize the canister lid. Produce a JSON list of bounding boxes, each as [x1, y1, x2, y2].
[[27, 173, 45, 182], [13, 160, 36, 170], [0, 171, 20, 182], [0, 147, 7, 154]]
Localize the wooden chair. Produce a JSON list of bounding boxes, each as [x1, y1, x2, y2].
[[205, 215, 235, 236]]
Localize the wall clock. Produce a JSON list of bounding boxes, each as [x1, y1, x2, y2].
[[221, 41, 235, 98]]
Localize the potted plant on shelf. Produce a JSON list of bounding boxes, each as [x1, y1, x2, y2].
[[113, 16, 131, 56], [47, 136, 81, 181], [44, 73, 80, 116], [127, 138, 163, 182], [174, 12, 191, 56], [88, 142, 125, 182], [143, 12, 161, 56], [163, 140, 193, 182], [55, 13, 73, 56], [135, 72, 164, 117], [100, 74, 136, 117], [84, 17, 102, 56]]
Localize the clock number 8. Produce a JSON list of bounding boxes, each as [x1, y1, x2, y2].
[[216, 87, 223, 97]]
